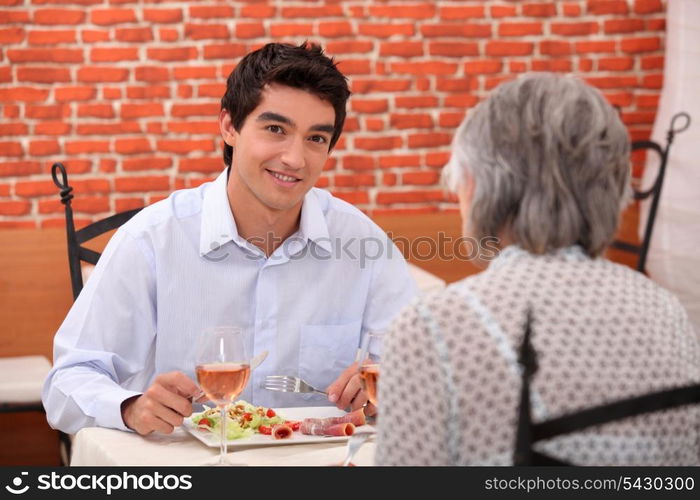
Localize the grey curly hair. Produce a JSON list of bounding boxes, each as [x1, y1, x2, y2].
[[443, 72, 631, 257]]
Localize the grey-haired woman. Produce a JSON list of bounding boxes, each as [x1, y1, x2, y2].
[[376, 73, 699, 466]]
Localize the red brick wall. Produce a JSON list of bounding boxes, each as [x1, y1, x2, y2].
[[0, 0, 666, 228]]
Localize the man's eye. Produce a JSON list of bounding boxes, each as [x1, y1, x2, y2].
[[267, 125, 284, 134], [309, 135, 328, 144]]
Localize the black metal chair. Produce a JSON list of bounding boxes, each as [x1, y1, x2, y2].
[[610, 112, 691, 274], [49, 162, 144, 464], [514, 309, 700, 465], [51, 162, 143, 300]]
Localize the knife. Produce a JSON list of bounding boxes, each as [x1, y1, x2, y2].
[[250, 349, 269, 371]]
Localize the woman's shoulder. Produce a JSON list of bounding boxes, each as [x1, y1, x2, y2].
[[598, 259, 691, 319], [389, 277, 488, 339], [595, 258, 684, 301], [393, 253, 692, 341]]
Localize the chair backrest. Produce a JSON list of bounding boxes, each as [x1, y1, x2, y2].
[[513, 309, 700, 466], [51, 162, 143, 300], [611, 112, 691, 274]]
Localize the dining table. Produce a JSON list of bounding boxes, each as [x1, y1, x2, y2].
[[70, 425, 375, 466]]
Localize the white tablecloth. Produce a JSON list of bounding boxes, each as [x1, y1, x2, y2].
[[408, 263, 446, 293], [70, 426, 375, 466]]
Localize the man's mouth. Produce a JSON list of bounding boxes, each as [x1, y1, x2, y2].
[[267, 169, 301, 183]]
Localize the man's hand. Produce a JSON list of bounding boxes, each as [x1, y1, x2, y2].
[[325, 363, 377, 417], [121, 371, 201, 435]]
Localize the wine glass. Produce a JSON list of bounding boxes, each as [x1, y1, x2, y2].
[[357, 330, 383, 408], [195, 326, 250, 465]]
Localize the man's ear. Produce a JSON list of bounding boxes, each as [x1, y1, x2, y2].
[[219, 109, 236, 147]]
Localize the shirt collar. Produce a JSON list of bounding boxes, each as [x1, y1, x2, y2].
[[199, 169, 241, 257], [297, 189, 332, 254], [199, 171, 332, 257], [488, 244, 588, 271]]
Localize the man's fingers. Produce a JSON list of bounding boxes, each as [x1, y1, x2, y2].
[[145, 383, 192, 417], [140, 414, 175, 435], [335, 373, 362, 410], [151, 400, 185, 429], [127, 400, 176, 436], [156, 371, 200, 400], [349, 391, 368, 412], [123, 375, 195, 436], [326, 362, 358, 403]]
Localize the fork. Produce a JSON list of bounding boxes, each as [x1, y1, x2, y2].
[[262, 375, 327, 395], [341, 431, 373, 466]]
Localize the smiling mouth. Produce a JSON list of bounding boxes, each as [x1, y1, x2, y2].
[[267, 169, 301, 183]]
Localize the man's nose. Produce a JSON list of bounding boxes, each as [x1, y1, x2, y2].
[[280, 136, 305, 170]]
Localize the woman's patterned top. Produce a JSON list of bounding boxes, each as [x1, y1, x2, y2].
[[376, 246, 700, 465]]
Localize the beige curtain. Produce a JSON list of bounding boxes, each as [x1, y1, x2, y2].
[[642, 0, 700, 332]]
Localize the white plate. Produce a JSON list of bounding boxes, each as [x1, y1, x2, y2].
[[183, 406, 375, 448]]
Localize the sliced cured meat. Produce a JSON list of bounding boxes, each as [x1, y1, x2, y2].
[[300, 420, 355, 436], [300, 420, 325, 435], [324, 423, 355, 436], [339, 408, 366, 427], [300, 408, 366, 428]]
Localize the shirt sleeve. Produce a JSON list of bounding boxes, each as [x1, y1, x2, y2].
[[42, 227, 157, 434], [361, 236, 419, 345]]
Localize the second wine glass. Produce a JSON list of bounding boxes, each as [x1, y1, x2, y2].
[[195, 326, 250, 465], [358, 330, 383, 407]]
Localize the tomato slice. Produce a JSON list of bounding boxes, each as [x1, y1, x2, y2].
[[258, 425, 272, 435], [288, 421, 301, 431], [198, 417, 212, 428], [243, 412, 253, 421], [266, 408, 276, 418]]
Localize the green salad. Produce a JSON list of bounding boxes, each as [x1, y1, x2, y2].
[[191, 400, 286, 440]]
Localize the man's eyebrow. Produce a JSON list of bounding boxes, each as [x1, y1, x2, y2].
[[256, 111, 294, 126], [310, 124, 335, 134], [256, 111, 335, 135]]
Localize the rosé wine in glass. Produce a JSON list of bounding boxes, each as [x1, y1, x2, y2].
[[358, 363, 380, 406], [195, 326, 249, 465], [196, 362, 250, 406], [357, 331, 384, 410]]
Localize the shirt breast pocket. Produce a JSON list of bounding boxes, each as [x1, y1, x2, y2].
[[298, 319, 362, 401]]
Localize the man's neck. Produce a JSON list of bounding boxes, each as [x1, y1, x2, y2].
[[227, 182, 303, 257]]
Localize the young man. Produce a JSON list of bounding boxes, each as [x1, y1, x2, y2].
[[42, 43, 417, 435]]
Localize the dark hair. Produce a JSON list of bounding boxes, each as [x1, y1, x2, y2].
[[221, 42, 351, 167]]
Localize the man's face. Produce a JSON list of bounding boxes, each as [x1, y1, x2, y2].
[[221, 84, 335, 214]]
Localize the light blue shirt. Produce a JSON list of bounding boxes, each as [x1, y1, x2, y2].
[[43, 169, 417, 434]]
